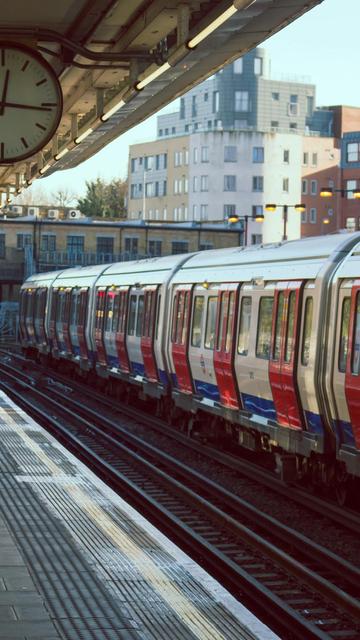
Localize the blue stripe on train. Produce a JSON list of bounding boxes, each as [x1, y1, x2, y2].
[[304, 410, 324, 436], [333, 419, 356, 447], [131, 361, 145, 376], [241, 393, 277, 421], [107, 354, 120, 368], [159, 369, 169, 386], [194, 379, 220, 402]]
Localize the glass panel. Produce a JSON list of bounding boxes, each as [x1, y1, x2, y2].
[[256, 297, 274, 359], [136, 295, 144, 337], [351, 293, 360, 374], [191, 296, 204, 347], [70, 290, 80, 327], [273, 292, 284, 361], [182, 292, 189, 345], [217, 293, 226, 350], [205, 297, 217, 350], [105, 292, 116, 332], [301, 297, 313, 366], [112, 293, 120, 332], [128, 295, 137, 335], [175, 293, 184, 344], [284, 291, 296, 363], [225, 292, 235, 353], [171, 294, 179, 343], [237, 297, 252, 355]]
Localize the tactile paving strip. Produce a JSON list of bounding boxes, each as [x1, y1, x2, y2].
[[0, 392, 278, 640]]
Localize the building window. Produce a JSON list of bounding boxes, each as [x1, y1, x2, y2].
[[154, 181, 159, 197], [193, 176, 198, 192], [145, 182, 154, 197], [163, 153, 167, 168], [163, 180, 167, 196], [131, 158, 136, 173], [288, 94, 298, 115], [158, 129, 163, 137], [97, 237, 114, 256], [212, 91, 219, 113], [302, 179, 308, 195], [67, 236, 84, 253], [144, 156, 153, 170], [283, 178, 289, 192], [254, 57, 262, 75], [193, 147, 198, 163], [310, 180, 317, 195], [224, 204, 236, 218], [41, 234, 56, 252], [252, 176, 263, 192], [172, 126, 176, 134], [306, 96, 314, 116], [124, 237, 138, 255], [164, 128, 169, 136], [224, 175, 236, 191], [346, 142, 360, 163], [184, 149, 189, 165], [207, 120, 212, 129], [233, 58, 243, 74], [310, 208, 317, 224], [253, 147, 264, 163], [252, 205, 263, 219], [17, 233, 32, 249], [172, 241, 189, 255], [201, 146, 209, 162], [251, 234, 262, 245], [180, 97, 185, 119], [346, 179, 357, 198], [200, 175, 209, 192], [290, 123, 297, 130], [183, 178, 188, 193], [283, 149, 290, 163], [155, 154, 160, 170], [192, 95, 197, 117], [174, 151, 182, 166], [224, 146, 237, 162], [199, 242, 213, 251], [194, 123, 199, 131], [185, 124, 189, 132], [312, 153, 318, 166], [148, 240, 162, 257], [200, 204, 208, 220], [303, 152, 309, 165], [0, 235, 5, 259], [272, 92, 279, 101], [193, 204, 198, 219], [271, 121, 279, 129], [301, 210, 307, 223], [235, 90, 249, 111]]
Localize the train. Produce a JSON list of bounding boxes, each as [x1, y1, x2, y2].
[[19, 233, 360, 503]]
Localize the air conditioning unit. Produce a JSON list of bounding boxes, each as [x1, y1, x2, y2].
[[9, 205, 23, 214], [28, 206, 39, 217], [68, 209, 81, 219], [48, 209, 59, 220]]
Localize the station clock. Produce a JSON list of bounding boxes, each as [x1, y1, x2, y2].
[[0, 43, 63, 163]]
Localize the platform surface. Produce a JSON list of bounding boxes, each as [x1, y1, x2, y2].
[[0, 391, 279, 640]]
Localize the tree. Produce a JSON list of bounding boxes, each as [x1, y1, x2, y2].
[[51, 186, 77, 207], [77, 177, 127, 218]]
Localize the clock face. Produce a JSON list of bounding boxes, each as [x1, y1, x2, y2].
[[0, 43, 63, 163]]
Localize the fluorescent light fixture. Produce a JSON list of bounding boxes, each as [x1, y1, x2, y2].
[[54, 147, 69, 161], [136, 62, 171, 90], [101, 99, 125, 122], [187, 6, 237, 48], [39, 163, 51, 175], [74, 127, 93, 144]]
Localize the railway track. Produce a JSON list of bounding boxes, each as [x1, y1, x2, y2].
[[0, 356, 360, 639]]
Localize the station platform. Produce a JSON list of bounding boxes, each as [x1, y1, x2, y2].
[[0, 390, 279, 640]]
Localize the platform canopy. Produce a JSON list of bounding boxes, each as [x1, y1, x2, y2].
[[0, 0, 322, 201]]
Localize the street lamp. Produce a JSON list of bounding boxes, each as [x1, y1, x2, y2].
[[265, 203, 306, 242], [227, 213, 264, 246], [320, 187, 360, 198]]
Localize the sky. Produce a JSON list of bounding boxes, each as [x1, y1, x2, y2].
[[23, 0, 360, 204]]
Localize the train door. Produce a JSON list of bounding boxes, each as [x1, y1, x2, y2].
[[103, 288, 119, 368], [269, 281, 304, 429], [34, 288, 47, 347], [188, 285, 220, 401], [49, 289, 58, 352], [344, 282, 360, 450], [94, 288, 107, 366], [78, 288, 89, 360], [332, 283, 355, 447], [213, 285, 240, 409], [62, 288, 72, 355], [55, 289, 72, 354], [19, 289, 27, 344], [170, 286, 193, 392], [69, 288, 81, 356], [126, 289, 145, 376], [115, 287, 130, 373], [25, 288, 35, 345], [141, 286, 159, 382]]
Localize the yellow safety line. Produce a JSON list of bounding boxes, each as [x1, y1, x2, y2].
[[0, 397, 230, 640]]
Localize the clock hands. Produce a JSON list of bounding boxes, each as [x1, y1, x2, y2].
[[0, 70, 10, 116], [0, 101, 53, 112]]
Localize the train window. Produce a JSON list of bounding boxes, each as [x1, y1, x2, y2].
[[174, 293, 184, 343], [351, 293, 360, 375], [79, 290, 88, 326], [136, 295, 144, 337], [112, 293, 120, 333], [284, 291, 296, 363], [217, 293, 226, 351], [95, 291, 105, 330], [155, 294, 161, 340], [105, 292, 116, 332], [128, 295, 137, 335], [182, 292, 189, 345], [171, 294, 179, 343], [301, 297, 313, 366], [238, 297, 252, 356], [225, 292, 235, 353], [70, 290, 80, 327], [256, 297, 274, 359], [191, 296, 204, 347], [205, 297, 217, 350], [117, 292, 127, 334], [273, 292, 284, 361]]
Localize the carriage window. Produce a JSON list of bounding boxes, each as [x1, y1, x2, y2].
[[256, 297, 274, 359], [224, 292, 235, 353], [128, 295, 137, 335], [191, 296, 205, 347], [182, 292, 189, 345], [136, 295, 144, 337], [301, 296, 313, 366], [174, 293, 183, 343], [205, 297, 218, 350], [273, 292, 284, 361], [117, 292, 127, 333], [351, 293, 360, 375], [105, 292, 116, 332], [70, 290, 80, 327], [95, 291, 105, 330], [238, 297, 252, 355], [79, 290, 88, 326], [217, 294, 226, 350], [171, 294, 179, 343], [112, 293, 120, 332], [156, 294, 161, 340], [284, 291, 296, 363]]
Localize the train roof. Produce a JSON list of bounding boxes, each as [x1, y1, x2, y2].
[[96, 254, 193, 287]]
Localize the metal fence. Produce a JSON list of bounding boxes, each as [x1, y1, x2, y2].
[[38, 251, 150, 271], [0, 302, 19, 344]]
